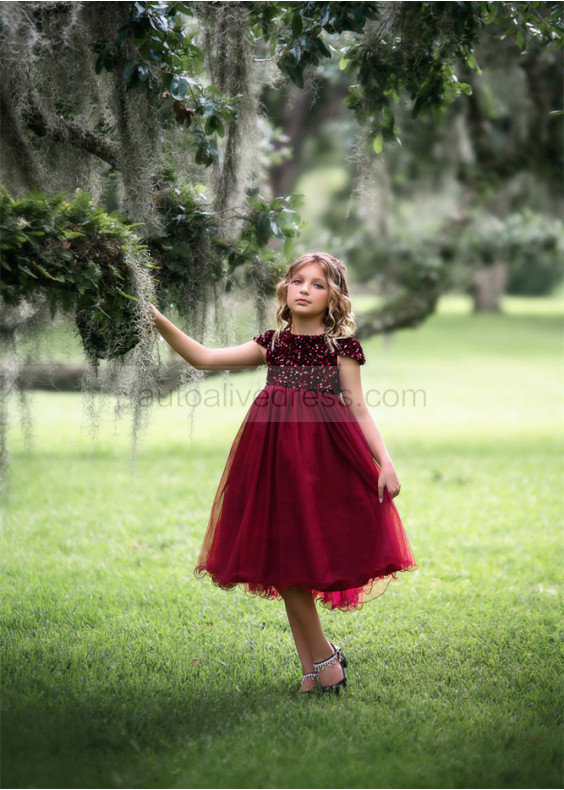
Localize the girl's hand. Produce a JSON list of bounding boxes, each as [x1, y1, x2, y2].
[[145, 305, 264, 370], [378, 463, 401, 503], [149, 303, 162, 326]]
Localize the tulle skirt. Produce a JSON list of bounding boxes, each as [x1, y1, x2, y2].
[[195, 385, 417, 610]]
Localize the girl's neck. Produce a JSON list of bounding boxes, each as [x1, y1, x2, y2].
[[289, 317, 326, 336]]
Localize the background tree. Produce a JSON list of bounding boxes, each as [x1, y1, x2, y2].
[[261, 2, 563, 318]]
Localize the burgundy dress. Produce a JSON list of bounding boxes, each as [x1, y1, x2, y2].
[[195, 329, 417, 610]]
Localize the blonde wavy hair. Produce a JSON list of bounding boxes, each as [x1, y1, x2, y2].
[[272, 252, 356, 350]]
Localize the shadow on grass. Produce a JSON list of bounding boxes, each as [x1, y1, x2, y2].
[[3, 643, 350, 789], [3, 633, 562, 790]]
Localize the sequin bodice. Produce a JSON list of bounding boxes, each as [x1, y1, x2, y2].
[[252, 329, 365, 394]]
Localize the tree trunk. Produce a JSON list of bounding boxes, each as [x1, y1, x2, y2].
[[268, 81, 350, 197], [471, 261, 508, 313]]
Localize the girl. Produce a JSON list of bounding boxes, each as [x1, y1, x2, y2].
[[150, 251, 417, 694]]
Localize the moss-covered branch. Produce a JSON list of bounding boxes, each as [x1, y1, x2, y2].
[[24, 100, 120, 171]]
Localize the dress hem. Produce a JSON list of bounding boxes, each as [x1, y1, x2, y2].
[[194, 564, 418, 612]]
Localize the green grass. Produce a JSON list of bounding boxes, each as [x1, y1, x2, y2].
[[2, 296, 563, 788]]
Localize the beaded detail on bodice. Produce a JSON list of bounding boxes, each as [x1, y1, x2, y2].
[[252, 329, 365, 394]]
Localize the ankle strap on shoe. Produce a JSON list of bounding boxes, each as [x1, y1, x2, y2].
[[313, 651, 339, 672], [301, 672, 317, 682]]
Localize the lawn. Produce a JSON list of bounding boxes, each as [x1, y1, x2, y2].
[[1, 294, 562, 788]]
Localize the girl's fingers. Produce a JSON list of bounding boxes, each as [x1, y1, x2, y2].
[[378, 479, 385, 504], [378, 474, 401, 502]]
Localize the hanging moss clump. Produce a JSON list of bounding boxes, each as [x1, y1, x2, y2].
[[0, 189, 161, 488], [0, 189, 157, 363], [200, 2, 261, 240]]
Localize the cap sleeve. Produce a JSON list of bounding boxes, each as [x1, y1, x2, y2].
[[252, 329, 275, 349], [337, 336, 365, 365]]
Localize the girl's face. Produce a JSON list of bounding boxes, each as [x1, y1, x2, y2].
[[286, 262, 330, 322]]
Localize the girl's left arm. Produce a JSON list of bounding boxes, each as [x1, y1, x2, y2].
[[338, 355, 401, 502]]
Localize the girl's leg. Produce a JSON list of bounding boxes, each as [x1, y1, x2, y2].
[[280, 586, 344, 688], [283, 600, 317, 692]]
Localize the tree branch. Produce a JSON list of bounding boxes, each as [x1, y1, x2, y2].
[[24, 97, 120, 171], [355, 286, 444, 338]]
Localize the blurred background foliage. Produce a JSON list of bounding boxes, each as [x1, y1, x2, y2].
[[267, 3, 563, 315]]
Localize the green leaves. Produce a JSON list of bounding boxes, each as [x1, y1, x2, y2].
[[255, 2, 379, 89], [0, 189, 153, 362], [336, 2, 492, 138], [456, 210, 564, 295], [169, 74, 190, 100], [143, 185, 302, 310], [192, 131, 218, 167], [92, 1, 229, 164], [241, 194, 302, 251], [214, 193, 303, 290], [492, 2, 564, 52]]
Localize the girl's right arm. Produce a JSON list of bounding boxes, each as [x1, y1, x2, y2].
[[150, 304, 266, 371]]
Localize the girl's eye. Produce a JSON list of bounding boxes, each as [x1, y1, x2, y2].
[[314, 283, 324, 289]]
